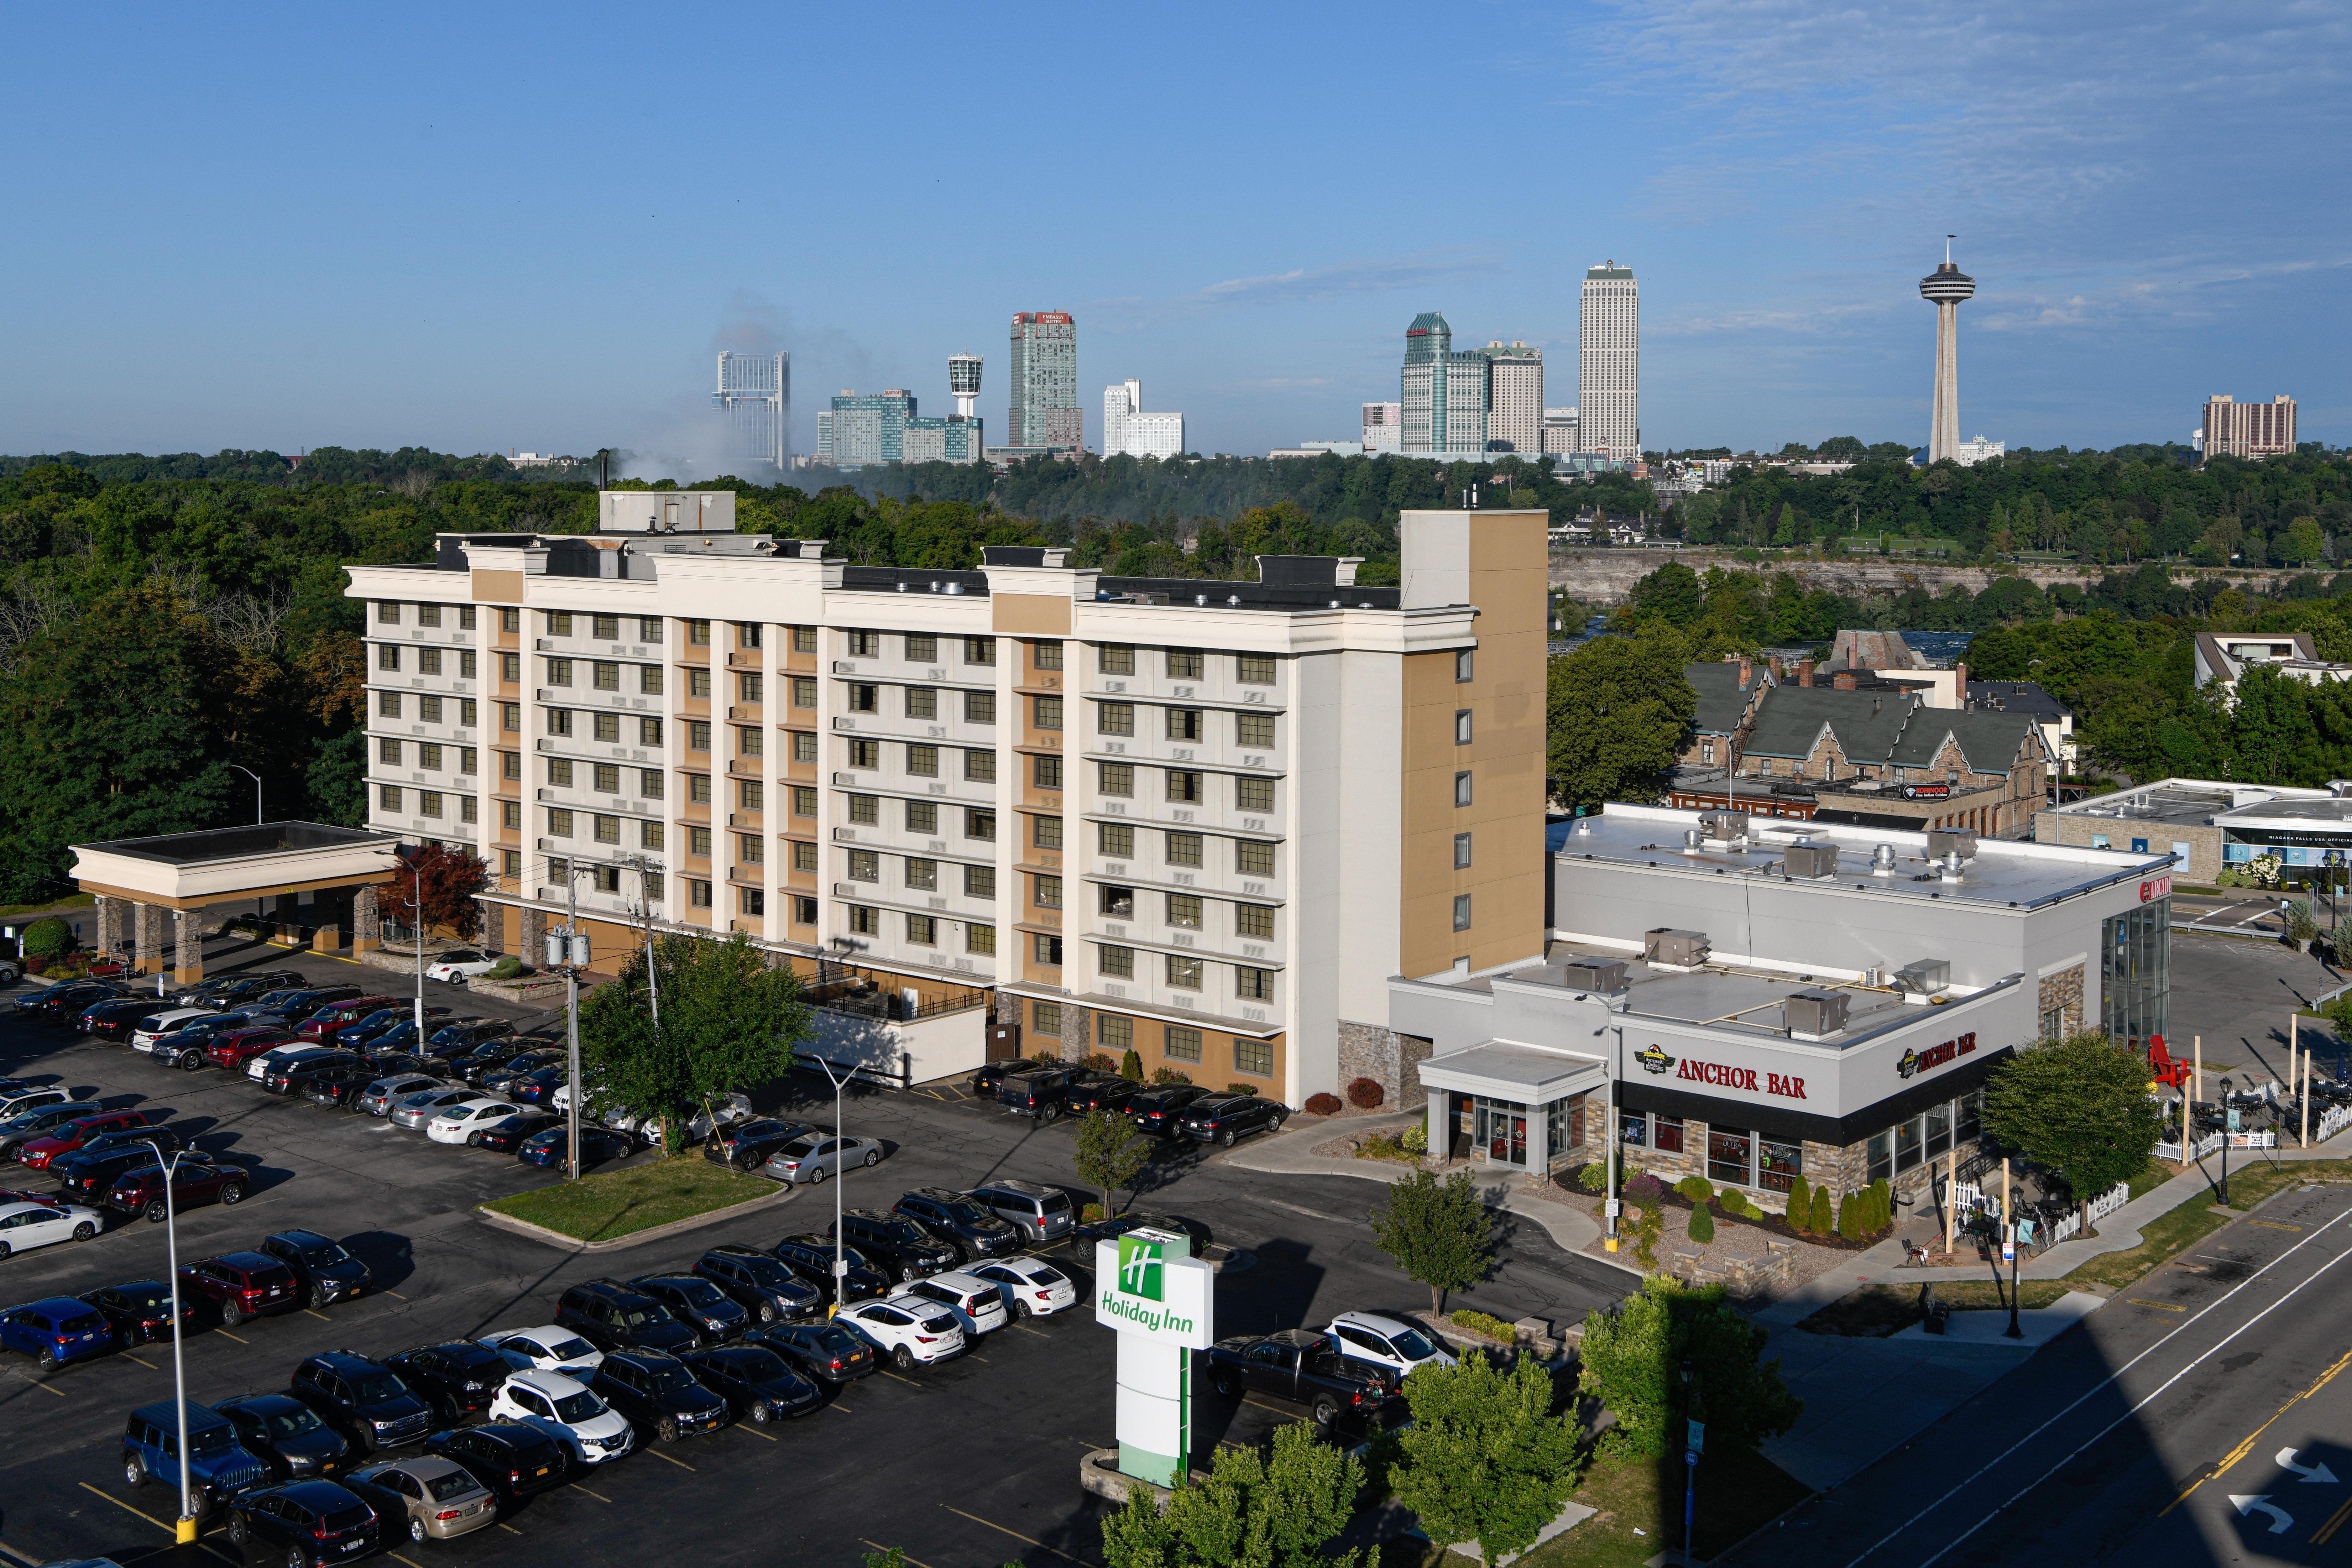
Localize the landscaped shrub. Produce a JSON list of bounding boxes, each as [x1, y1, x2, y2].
[[1346, 1077, 1386, 1110], [1400, 1123, 1427, 1154], [1785, 1174, 1812, 1230], [1031, 1048, 1059, 1064], [1151, 1066, 1192, 1086], [1676, 1175, 1714, 1205], [1719, 1189, 1753, 1219], [1577, 1158, 1614, 1194], [20, 917, 71, 959], [484, 954, 524, 980], [1869, 1178, 1892, 1233], [1120, 1049, 1144, 1081], [1450, 1308, 1518, 1342], [1687, 1204, 1715, 1244], [1305, 1092, 1343, 1116], [1839, 1191, 1865, 1241], [1225, 1082, 1255, 1095], [1810, 1185, 1833, 1234], [1625, 1171, 1666, 1206], [1082, 1052, 1118, 1073], [1080, 1202, 1105, 1222]]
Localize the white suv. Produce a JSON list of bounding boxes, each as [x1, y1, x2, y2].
[[131, 1008, 217, 1049], [1322, 1310, 1457, 1379], [488, 1369, 634, 1464], [838, 1293, 966, 1370], [965, 1255, 1079, 1319], [480, 1326, 603, 1378], [901, 1271, 1008, 1338]]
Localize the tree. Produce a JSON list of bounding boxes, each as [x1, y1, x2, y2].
[[1577, 1277, 1802, 1460], [1368, 1167, 1493, 1314], [578, 930, 810, 1156], [1628, 561, 1703, 627], [1074, 1107, 1151, 1218], [1392, 1355, 1580, 1568], [1100, 1420, 1363, 1568], [387, 843, 491, 942], [1545, 620, 1698, 809], [1981, 1030, 2166, 1232]]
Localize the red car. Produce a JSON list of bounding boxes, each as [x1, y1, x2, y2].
[[0, 1188, 69, 1210], [175, 1250, 301, 1328], [16, 1109, 152, 1171], [206, 1026, 297, 1070], [294, 997, 400, 1042], [103, 1160, 249, 1222]]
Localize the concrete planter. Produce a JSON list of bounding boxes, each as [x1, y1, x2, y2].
[[474, 1181, 791, 1254]]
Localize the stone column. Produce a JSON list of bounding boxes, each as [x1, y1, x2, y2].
[[353, 886, 381, 954], [1426, 1089, 1447, 1162], [477, 898, 505, 956], [173, 910, 203, 985], [133, 904, 164, 976], [517, 904, 546, 968], [94, 896, 122, 964]]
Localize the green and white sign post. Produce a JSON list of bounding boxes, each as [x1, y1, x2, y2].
[[1095, 1226, 1215, 1489]]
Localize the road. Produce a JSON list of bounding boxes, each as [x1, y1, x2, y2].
[[1732, 1180, 2352, 1568], [0, 945, 1632, 1568]]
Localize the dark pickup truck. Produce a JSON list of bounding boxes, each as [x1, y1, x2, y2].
[[1205, 1330, 1401, 1428]]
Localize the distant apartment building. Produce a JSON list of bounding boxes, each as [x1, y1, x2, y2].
[[1362, 402, 1402, 452], [1579, 262, 1639, 462], [1478, 342, 1544, 455], [1951, 436, 2005, 467], [1400, 313, 1493, 457], [1009, 312, 1083, 451], [343, 506, 1550, 1110], [1103, 380, 1185, 460], [816, 389, 916, 467], [1540, 408, 1578, 454], [2202, 395, 2297, 460], [901, 414, 985, 465], [714, 351, 791, 472]]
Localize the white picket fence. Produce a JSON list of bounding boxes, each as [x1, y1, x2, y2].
[[1951, 1181, 2001, 1217], [2227, 1130, 2279, 1149], [2318, 1104, 2352, 1144], [2040, 1180, 2131, 1249], [2156, 1131, 2224, 1162]]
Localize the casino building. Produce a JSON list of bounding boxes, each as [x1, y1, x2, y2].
[[1386, 807, 2175, 1210]]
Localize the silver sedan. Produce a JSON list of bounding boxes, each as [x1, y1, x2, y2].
[[389, 1087, 494, 1131], [359, 1074, 446, 1117], [760, 1133, 885, 1184]]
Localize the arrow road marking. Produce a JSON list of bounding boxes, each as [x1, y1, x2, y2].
[[2278, 1447, 2339, 1483], [2232, 1495, 2294, 1534]]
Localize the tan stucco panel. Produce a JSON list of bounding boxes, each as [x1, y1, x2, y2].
[[470, 568, 526, 604], [993, 593, 1072, 636]]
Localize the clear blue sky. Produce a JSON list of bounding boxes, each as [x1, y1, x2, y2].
[[3, 1, 2345, 465]]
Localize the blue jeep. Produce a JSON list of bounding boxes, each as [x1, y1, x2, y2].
[[122, 1400, 270, 1517], [0, 1296, 113, 1372]]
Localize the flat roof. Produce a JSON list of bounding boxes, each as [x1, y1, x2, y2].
[[1433, 954, 1919, 1046], [1559, 804, 2172, 911], [73, 822, 399, 866], [2048, 778, 2336, 827]]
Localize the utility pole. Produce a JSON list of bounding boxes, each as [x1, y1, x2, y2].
[[548, 863, 591, 1183]]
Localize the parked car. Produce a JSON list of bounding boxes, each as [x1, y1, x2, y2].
[[420, 1422, 571, 1506], [53, 1141, 180, 1203], [383, 1341, 517, 1420], [450, 1044, 540, 1090], [428, 1017, 516, 1055], [145, 1011, 262, 1068], [259, 1231, 374, 1309], [553, 1278, 701, 1355], [0, 957, 16, 984], [177, 1251, 301, 1327], [506, 1066, 569, 1107], [1062, 1075, 1149, 1117], [106, 1161, 248, 1224], [23, 981, 123, 1023], [424, 949, 503, 985], [703, 1118, 813, 1171], [836, 1293, 965, 1370], [759, 1132, 884, 1184], [0, 1197, 103, 1258], [0, 1295, 114, 1371], [357, 1073, 446, 1118], [168, 970, 304, 1009], [425, 1099, 525, 1145], [996, 1065, 1087, 1120], [476, 1053, 561, 1096], [220, 1478, 380, 1564], [751, 1318, 875, 1384], [0, 1101, 105, 1162], [587, 1348, 731, 1442], [250, 985, 365, 1026], [478, 1325, 602, 1379], [86, 1278, 197, 1346], [626, 1273, 750, 1346], [354, 1049, 432, 1079], [16, 1108, 153, 1170], [246, 1040, 340, 1084], [389, 1087, 495, 1131], [333, 1006, 449, 1050], [340, 1456, 499, 1545], [900, 1271, 1009, 1338], [263, 1049, 366, 1096], [206, 1025, 299, 1071], [292, 996, 400, 1041], [1178, 1094, 1288, 1146], [683, 1344, 821, 1425], [485, 1368, 634, 1465], [968, 1059, 1050, 1099], [305, 1066, 380, 1109], [691, 1245, 824, 1324], [463, 1112, 557, 1154], [0, 1086, 76, 1121], [893, 1187, 1021, 1262], [1321, 1311, 1457, 1380], [1205, 1329, 1400, 1427], [120, 1400, 270, 1516], [1128, 1085, 1215, 1137], [829, 1208, 957, 1283], [966, 1180, 1077, 1245], [517, 1125, 636, 1171], [766, 1234, 888, 1305], [359, 1016, 457, 1058], [604, 1092, 754, 1148], [129, 1006, 222, 1049], [1074, 1210, 1215, 1252], [80, 997, 161, 1040], [291, 1350, 435, 1453], [215, 1393, 354, 1480], [964, 1254, 1081, 1319]]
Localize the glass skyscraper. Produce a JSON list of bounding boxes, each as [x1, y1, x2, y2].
[[1399, 312, 1492, 457], [1008, 312, 1082, 449]]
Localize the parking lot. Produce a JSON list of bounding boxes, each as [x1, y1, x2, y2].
[[0, 941, 1634, 1568]]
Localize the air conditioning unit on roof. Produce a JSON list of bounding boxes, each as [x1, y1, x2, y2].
[[1644, 928, 1710, 967], [1783, 990, 1850, 1037]]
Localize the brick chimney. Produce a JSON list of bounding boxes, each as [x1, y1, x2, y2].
[[1768, 655, 1784, 682], [1954, 661, 1968, 704], [1798, 658, 1816, 687], [1833, 671, 1858, 690], [1737, 656, 1753, 687]]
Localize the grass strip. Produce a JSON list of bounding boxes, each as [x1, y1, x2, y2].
[[2060, 1157, 2352, 1293], [483, 1159, 779, 1242]]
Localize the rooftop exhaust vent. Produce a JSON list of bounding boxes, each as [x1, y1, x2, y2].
[[1783, 989, 1851, 1037], [1558, 959, 1628, 994], [1926, 829, 1979, 861], [1645, 928, 1710, 968], [1697, 810, 1749, 843], [1785, 843, 1839, 880], [1894, 958, 1952, 998]]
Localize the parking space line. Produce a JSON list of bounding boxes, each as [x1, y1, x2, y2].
[[2252, 1220, 2304, 1232], [2127, 1299, 2187, 1313], [213, 1328, 248, 1344], [573, 1485, 611, 1502], [387, 1290, 408, 1299], [826, 1402, 854, 1415], [12, 1374, 65, 1397], [123, 1354, 158, 1369], [880, 1370, 922, 1388], [862, 1539, 934, 1568], [0, 1539, 39, 1566], [2312, 1494, 2352, 1545], [75, 1482, 239, 1565], [1016, 1325, 1052, 1338], [735, 1423, 776, 1441], [498, 1523, 522, 1534], [939, 1505, 1092, 1564], [390, 1554, 426, 1568], [645, 1447, 696, 1470], [305, 1309, 332, 1321]]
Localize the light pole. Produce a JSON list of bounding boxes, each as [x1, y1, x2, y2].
[[1681, 1357, 1699, 1564], [812, 1055, 853, 1315], [226, 765, 262, 825], [616, 853, 665, 1026], [139, 1135, 198, 1544], [2218, 1074, 2235, 1208], [547, 861, 593, 1183]]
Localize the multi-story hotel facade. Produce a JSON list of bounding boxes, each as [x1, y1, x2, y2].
[[344, 504, 1550, 1108]]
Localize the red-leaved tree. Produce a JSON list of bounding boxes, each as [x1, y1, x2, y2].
[[387, 844, 491, 943]]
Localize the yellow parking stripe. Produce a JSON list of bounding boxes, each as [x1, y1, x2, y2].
[[938, 1505, 1091, 1564], [2127, 1299, 2187, 1313], [2312, 1494, 2352, 1545], [863, 1541, 933, 1568], [645, 1446, 695, 1470], [75, 1482, 239, 1565]]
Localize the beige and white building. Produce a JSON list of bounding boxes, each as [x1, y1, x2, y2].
[[343, 504, 1550, 1106]]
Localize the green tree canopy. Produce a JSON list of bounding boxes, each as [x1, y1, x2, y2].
[[1545, 621, 1699, 810], [1074, 1106, 1151, 1217], [1368, 1167, 1494, 1315], [1628, 559, 1703, 626], [1981, 1031, 2167, 1226], [1577, 1277, 1802, 1460], [1099, 1420, 1362, 1568], [1392, 1354, 1580, 1566]]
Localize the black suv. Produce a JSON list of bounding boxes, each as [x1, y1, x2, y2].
[[1063, 1075, 1148, 1117], [625, 1274, 750, 1345], [262, 1050, 364, 1096], [222, 1480, 379, 1563], [553, 1278, 700, 1354], [85, 1279, 196, 1346], [682, 1345, 821, 1425], [996, 1066, 1087, 1120], [829, 1210, 957, 1283], [216, 1393, 353, 1480], [53, 1138, 181, 1203], [290, 1351, 434, 1452], [260, 1231, 373, 1310], [1178, 1094, 1287, 1146], [768, 1235, 887, 1304], [305, 1065, 379, 1109], [893, 1188, 1020, 1263], [384, 1341, 515, 1419], [969, 1059, 1051, 1099], [691, 1247, 823, 1324], [588, 1349, 730, 1443], [1129, 1085, 1215, 1137], [422, 1422, 568, 1506]]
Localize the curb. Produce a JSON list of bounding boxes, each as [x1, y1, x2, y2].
[[475, 1183, 793, 1254]]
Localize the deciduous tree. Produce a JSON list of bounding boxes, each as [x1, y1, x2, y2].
[[387, 843, 490, 942], [1074, 1107, 1151, 1218], [1545, 620, 1698, 810], [1392, 1355, 1579, 1566], [1577, 1277, 1802, 1460], [1981, 1030, 2165, 1232], [1368, 1167, 1494, 1315], [1099, 1421, 1363, 1568]]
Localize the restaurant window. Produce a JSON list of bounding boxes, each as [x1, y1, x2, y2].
[[1759, 1138, 1803, 1194], [1546, 1095, 1585, 1156], [1867, 1128, 1895, 1184], [1472, 1095, 1527, 1167], [1707, 1125, 1754, 1188], [1894, 1116, 1923, 1173], [1619, 1111, 1649, 1148], [1653, 1115, 1686, 1154], [1165, 1025, 1202, 1063], [1925, 1101, 1953, 1160], [2102, 900, 2170, 1046], [1957, 1089, 1984, 1143]]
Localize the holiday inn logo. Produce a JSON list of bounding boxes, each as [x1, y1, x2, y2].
[[1117, 1236, 1165, 1302]]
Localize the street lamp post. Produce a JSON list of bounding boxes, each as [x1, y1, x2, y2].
[[139, 1135, 198, 1544], [812, 1055, 852, 1315], [226, 765, 262, 825], [547, 862, 593, 1183], [2218, 1074, 2235, 1208]]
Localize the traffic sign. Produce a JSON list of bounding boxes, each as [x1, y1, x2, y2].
[[1687, 1419, 1705, 1455]]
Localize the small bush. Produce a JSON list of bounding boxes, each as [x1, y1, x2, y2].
[[485, 954, 524, 980], [1080, 1202, 1105, 1222], [20, 917, 71, 959], [1869, 1178, 1892, 1233], [1449, 1308, 1519, 1342], [1030, 1048, 1059, 1064], [1225, 1082, 1256, 1095], [1810, 1185, 1833, 1234], [1304, 1092, 1343, 1116], [1346, 1077, 1386, 1110], [1676, 1175, 1714, 1205], [1120, 1049, 1144, 1081], [1399, 1123, 1427, 1154], [1787, 1173, 1813, 1230], [1082, 1052, 1118, 1073], [1838, 1191, 1863, 1241], [1625, 1171, 1666, 1206], [1151, 1066, 1192, 1086], [1719, 1189, 1752, 1219], [1688, 1204, 1715, 1244], [1576, 1158, 1612, 1194]]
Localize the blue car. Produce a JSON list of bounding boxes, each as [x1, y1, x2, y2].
[[509, 1067, 567, 1106], [517, 1126, 634, 1170], [1, 1296, 115, 1371], [122, 1400, 271, 1516], [360, 1014, 453, 1057], [333, 1009, 410, 1050]]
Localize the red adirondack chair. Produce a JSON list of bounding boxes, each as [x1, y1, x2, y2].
[[2147, 1034, 2191, 1090]]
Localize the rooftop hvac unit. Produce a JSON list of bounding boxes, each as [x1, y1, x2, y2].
[[1698, 811, 1749, 842], [1558, 959, 1628, 994], [1783, 989, 1851, 1037], [1894, 959, 1952, 998], [1645, 928, 1711, 967], [1784, 843, 1839, 880], [1926, 829, 1979, 861]]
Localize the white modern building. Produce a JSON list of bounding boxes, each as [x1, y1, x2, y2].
[[1540, 408, 1579, 454], [1952, 436, 2004, 467], [1578, 263, 1639, 463], [1363, 403, 1402, 452], [1103, 380, 1185, 460], [1481, 342, 1544, 456]]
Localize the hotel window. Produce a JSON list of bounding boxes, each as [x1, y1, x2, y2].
[[1165, 1024, 1202, 1062], [905, 687, 937, 720], [689, 880, 713, 908], [906, 800, 938, 834], [907, 744, 939, 777], [906, 857, 938, 891], [593, 762, 619, 793], [1033, 815, 1063, 849], [379, 691, 402, 719], [1168, 893, 1202, 928], [966, 808, 996, 840], [792, 733, 817, 763], [1759, 1138, 1803, 1194], [501, 800, 522, 830], [1099, 644, 1135, 676], [641, 717, 663, 746], [965, 690, 996, 724], [847, 849, 877, 881], [1237, 654, 1275, 685], [1034, 873, 1062, 908], [495, 606, 519, 634], [1100, 762, 1134, 796], [378, 644, 401, 672], [545, 657, 571, 686], [738, 673, 762, 704], [502, 702, 520, 731], [1100, 945, 1135, 979], [379, 785, 401, 811], [687, 720, 710, 751], [908, 914, 938, 945], [377, 602, 401, 625], [737, 725, 762, 757], [1101, 885, 1136, 918], [686, 619, 710, 646], [967, 923, 996, 955], [593, 713, 620, 743], [1033, 934, 1064, 967], [1235, 776, 1274, 813], [1236, 841, 1276, 877], [1234, 1037, 1273, 1078], [1454, 832, 1473, 869], [641, 768, 664, 798], [793, 895, 818, 924], [792, 626, 817, 654], [741, 832, 767, 865], [642, 822, 665, 851], [460, 797, 479, 824], [1235, 966, 1275, 1002], [964, 749, 996, 782], [689, 827, 713, 858], [1033, 695, 1064, 729], [848, 793, 878, 825], [1032, 640, 1063, 672], [591, 614, 618, 640], [1236, 712, 1274, 749], [1100, 823, 1135, 858], [1098, 1015, 1133, 1050], [594, 815, 620, 845], [1033, 754, 1063, 790], [547, 758, 573, 787], [547, 808, 575, 837], [964, 864, 996, 899], [639, 617, 661, 642], [460, 650, 477, 680], [847, 905, 878, 935], [419, 648, 442, 677], [1165, 708, 1201, 741], [1453, 894, 1472, 932], [848, 684, 878, 713], [689, 774, 713, 804], [419, 695, 444, 724], [964, 637, 996, 666], [503, 751, 522, 780], [1166, 831, 1202, 867], [906, 634, 938, 663], [689, 668, 712, 699], [460, 699, 477, 727], [791, 841, 816, 872], [1167, 770, 1203, 803], [1454, 771, 1473, 807], [1707, 1125, 1754, 1188], [1455, 709, 1473, 745], [1168, 648, 1204, 680], [1099, 703, 1134, 736], [379, 738, 403, 766], [500, 652, 521, 683], [1455, 649, 1474, 683], [418, 791, 442, 817], [791, 675, 817, 708], [1236, 903, 1275, 940], [1166, 954, 1203, 990], [1034, 1001, 1064, 1036], [593, 661, 619, 691], [793, 786, 818, 816], [736, 623, 761, 650], [547, 708, 574, 737], [847, 739, 879, 769], [501, 848, 521, 877], [847, 630, 878, 657]]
